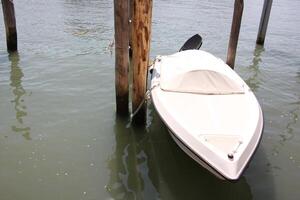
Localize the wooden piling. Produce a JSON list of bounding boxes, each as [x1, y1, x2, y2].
[[1, 0, 17, 52], [131, 0, 153, 124], [114, 0, 130, 116], [226, 0, 243, 69], [256, 0, 273, 45], [129, 0, 134, 58]]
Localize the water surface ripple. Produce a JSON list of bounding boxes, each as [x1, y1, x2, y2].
[[0, 0, 299, 199]]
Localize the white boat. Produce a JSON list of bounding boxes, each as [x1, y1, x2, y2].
[[150, 50, 263, 180]]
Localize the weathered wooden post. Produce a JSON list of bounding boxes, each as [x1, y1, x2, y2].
[[114, 0, 130, 116], [131, 0, 153, 124], [1, 0, 17, 52], [226, 0, 243, 69], [129, 0, 134, 58], [256, 0, 273, 45]]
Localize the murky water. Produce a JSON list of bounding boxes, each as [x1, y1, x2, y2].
[[0, 0, 299, 199]]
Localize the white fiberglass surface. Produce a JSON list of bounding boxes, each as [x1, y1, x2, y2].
[[152, 87, 263, 179], [155, 91, 259, 140]]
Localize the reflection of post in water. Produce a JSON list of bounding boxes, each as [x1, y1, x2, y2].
[[9, 52, 31, 140], [280, 104, 299, 144], [106, 116, 160, 199], [272, 72, 300, 156], [106, 117, 143, 199], [272, 100, 300, 158], [245, 45, 265, 92]]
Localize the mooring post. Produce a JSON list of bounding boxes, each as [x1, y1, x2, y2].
[[256, 0, 272, 45], [131, 0, 153, 124], [114, 0, 130, 116], [226, 0, 243, 69], [129, 0, 134, 58], [1, 0, 17, 52]]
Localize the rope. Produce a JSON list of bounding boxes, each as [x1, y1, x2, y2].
[[130, 57, 161, 119], [130, 84, 159, 119]]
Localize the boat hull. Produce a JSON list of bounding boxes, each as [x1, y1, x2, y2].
[[166, 124, 263, 180], [150, 50, 264, 180], [168, 128, 226, 180]]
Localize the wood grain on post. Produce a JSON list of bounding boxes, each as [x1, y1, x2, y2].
[[226, 0, 243, 69], [256, 0, 273, 45], [129, 0, 134, 58], [114, 0, 129, 116], [131, 0, 153, 124], [1, 0, 17, 52]]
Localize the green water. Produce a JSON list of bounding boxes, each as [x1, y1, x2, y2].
[[0, 0, 299, 199]]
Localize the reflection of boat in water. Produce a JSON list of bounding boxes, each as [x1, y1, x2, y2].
[[107, 115, 254, 199], [150, 50, 263, 180]]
